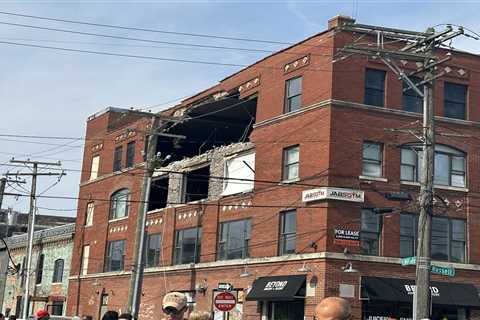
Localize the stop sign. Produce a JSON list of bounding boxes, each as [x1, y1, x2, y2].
[[214, 291, 237, 312]]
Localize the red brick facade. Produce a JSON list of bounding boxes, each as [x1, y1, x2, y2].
[[67, 16, 480, 320]]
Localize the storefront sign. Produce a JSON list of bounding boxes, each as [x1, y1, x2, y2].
[[214, 291, 237, 312], [400, 257, 455, 277], [334, 228, 360, 246], [264, 281, 288, 291], [404, 284, 440, 297], [302, 187, 364, 203]]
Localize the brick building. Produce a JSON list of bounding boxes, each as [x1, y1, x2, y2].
[[67, 16, 480, 320], [3, 223, 75, 317]]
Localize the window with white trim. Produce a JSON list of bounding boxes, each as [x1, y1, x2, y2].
[[282, 145, 299, 181], [109, 189, 130, 220], [89, 155, 100, 180], [362, 142, 383, 177], [85, 202, 94, 226]]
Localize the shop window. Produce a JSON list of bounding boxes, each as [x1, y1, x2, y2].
[[402, 76, 423, 113], [222, 152, 255, 196], [113, 146, 123, 172], [364, 69, 386, 107], [148, 176, 169, 211], [146, 233, 162, 268], [279, 210, 296, 255], [85, 202, 94, 227], [360, 209, 381, 256], [218, 219, 251, 260], [51, 301, 64, 316], [399, 214, 466, 263], [183, 166, 210, 203], [52, 259, 64, 283], [81, 245, 90, 275], [282, 145, 299, 181], [126, 141, 136, 168], [284, 76, 302, 113], [444, 82, 467, 120], [400, 144, 466, 187], [109, 189, 130, 220], [268, 300, 304, 320], [362, 142, 383, 177], [89, 155, 100, 180], [36, 253, 44, 284], [174, 227, 202, 265], [104, 239, 125, 272]]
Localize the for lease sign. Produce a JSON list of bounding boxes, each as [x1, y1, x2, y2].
[[302, 187, 364, 203]]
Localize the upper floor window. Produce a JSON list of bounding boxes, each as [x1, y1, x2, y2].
[[174, 227, 201, 265], [52, 259, 64, 283], [89, 155, 100, 181], [279, 210, 296, 255], [400, 144, 466, 188], [126, 141, 136, 168], [113, 146, 123, 172], [110, 189, 130, 220], [85, 202, 94, 227], [36, 253, 44, 284], [146, 233, 162, 268], [444, 82, 467, 120], [400, 214, 465, 263], [364, 69, 386, 107], [218, 219, 251, 260], [104, 239, 125, 272], [285, 77, 302, 113], [282, 145, 299, 181], [362, 142, 383, 177], [360, 209, 381, 256], [402, 77, 423, 113], [222, 152, 255, 196]]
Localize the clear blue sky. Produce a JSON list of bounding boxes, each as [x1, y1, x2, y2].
[[1, 0, 479, 216]]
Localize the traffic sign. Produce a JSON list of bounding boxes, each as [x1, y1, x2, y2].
[[214, 291, 237, 312], [218, 283, 233, 291]]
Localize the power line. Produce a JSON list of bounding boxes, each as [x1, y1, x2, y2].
[[0, 11, 293, 46]]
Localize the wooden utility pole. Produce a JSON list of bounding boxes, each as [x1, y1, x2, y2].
[[6, 159, 65, 318], [337, 22, 464, 320]]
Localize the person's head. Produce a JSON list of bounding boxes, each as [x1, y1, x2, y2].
[[8, 315, 15, 320], [118, 313, 135, 320], [188, 311, 211, 320], [35, 309, 50, 320], [0, 313, 5, 320], [315, 297, 351, 320], [102, 311, 119, 320], [162, 292, 188, 320]]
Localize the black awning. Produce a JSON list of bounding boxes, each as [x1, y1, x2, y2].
[[362, 277, 480, 307], [246, 275, 306, 301]]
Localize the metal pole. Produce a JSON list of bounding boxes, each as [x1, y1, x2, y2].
[[22, 163, 38, 319], [0, 178, 6, 210], [127, 116, 160, 318], [414, 62, 434, 320]]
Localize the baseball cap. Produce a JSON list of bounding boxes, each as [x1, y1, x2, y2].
[[162, 292, 187, 312], [35, 309, 49, 320]]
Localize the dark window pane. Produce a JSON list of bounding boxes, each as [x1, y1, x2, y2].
[[361, 209, 380, 255], [434, 153, 450, 185], [360, 232, 379, 255], [280, 210, 296, 255], [113, 146, 122, 172], [218, 219, 251, 260], [174, 228, 201, 264], [36, 254, 44, 284], [431, 218, 448, 261], [444, 82, 467, 120], [285, 77, 302, 113], [402, 77, 423, 113], [400, 236, 414, 258], [146, 233, 162, 267], [110, 189, 129, 220], [362, 143, 382, 177], [126, 142, 136, 168], [283, 146, 299, 180], [105, 240, 125, 272], [52, 259, 64, 283], [365, 69, 386, 107]]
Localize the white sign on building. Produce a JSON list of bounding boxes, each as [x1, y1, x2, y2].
[[302, 187, 364, 203]]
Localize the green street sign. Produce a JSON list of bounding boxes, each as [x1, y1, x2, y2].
[[400, 256, 455, 277], [431, 265, 455, 277], [401, 256, 416, 266]]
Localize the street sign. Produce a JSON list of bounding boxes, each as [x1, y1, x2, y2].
[[214, 291, 237, 312], [218, 283, 233, 291], [400, 256, 455, 277]]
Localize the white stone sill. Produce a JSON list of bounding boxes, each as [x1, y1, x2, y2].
[[108, 216, 129, 224], [400, 181, 469, 192], [359, 175, 388, 182]]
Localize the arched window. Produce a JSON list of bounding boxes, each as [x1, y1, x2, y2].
[[110, 189, 130, 220], [401, 144, 466, 187], [52, 259, 64, 283]]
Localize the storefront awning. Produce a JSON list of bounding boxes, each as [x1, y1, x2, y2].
[[362, 276, 480, 307], [246, 275, 306, 301]]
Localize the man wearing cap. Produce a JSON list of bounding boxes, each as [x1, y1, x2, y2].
[[35, 309, 50, 320], [162, 292, 189, 320]]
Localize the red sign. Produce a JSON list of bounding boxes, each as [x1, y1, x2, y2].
[[214, 291, 237, 312]]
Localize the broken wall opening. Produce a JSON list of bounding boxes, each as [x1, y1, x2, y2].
[[148, 176, 169, 211], [183, 166, 210, 203], [156, 94, 257, 164]]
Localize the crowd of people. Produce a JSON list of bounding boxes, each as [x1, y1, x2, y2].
[[4, 292, 351, 320]]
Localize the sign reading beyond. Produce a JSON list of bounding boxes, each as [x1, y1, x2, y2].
[[302, 187, 364, 203]]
